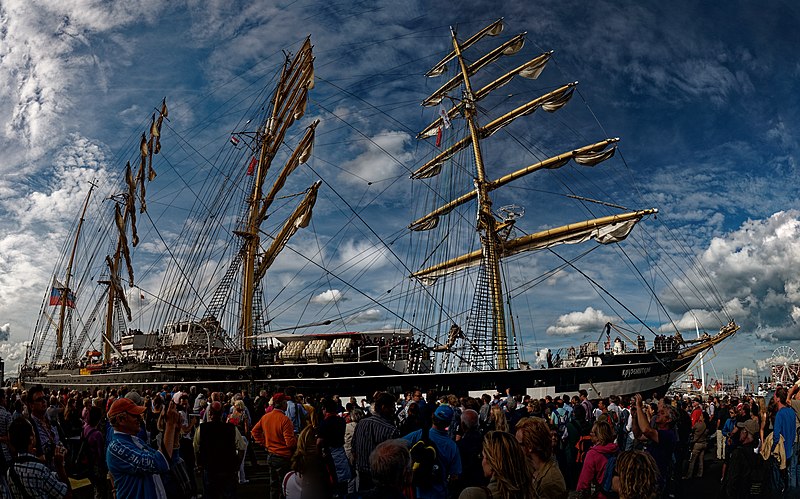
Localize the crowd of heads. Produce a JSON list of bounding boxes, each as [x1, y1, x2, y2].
[[3, 382, 766, 499]]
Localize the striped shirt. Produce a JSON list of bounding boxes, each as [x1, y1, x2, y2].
[[351, 414, 399, 471], [6, 453, 68, 498], [0, 406, 11, 463]]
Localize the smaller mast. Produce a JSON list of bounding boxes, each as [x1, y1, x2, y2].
[[55, 182, 95, 359]]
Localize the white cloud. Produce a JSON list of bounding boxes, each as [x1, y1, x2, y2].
[[0, 341, 30, 377], [546, 307, 615, 336], [742, 367, 756, 377], [312, 289, 343, 305], [697, 212, 800, 340], [0, 1, 162, 166], [345, 309, 382, 325], [339, 130, 413, 185], [336, 239, 390, 272]]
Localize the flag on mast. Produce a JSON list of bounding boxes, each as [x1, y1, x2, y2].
[[49, 281, 76, 308]]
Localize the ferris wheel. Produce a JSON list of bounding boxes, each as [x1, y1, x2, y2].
[[770, 346, 800, 384]]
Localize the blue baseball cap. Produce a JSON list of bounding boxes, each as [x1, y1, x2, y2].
[[434, 404, 454, 421]]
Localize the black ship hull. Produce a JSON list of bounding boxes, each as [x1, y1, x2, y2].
[[20, 350, 693, 399]]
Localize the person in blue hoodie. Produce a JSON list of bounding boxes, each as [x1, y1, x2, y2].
[[772, 387, 795, 494]]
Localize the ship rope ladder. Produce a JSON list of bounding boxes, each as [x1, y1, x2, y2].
[[251, 281, 267, 347], [459, 264, 498, 372], [203, 251, 243, 324]]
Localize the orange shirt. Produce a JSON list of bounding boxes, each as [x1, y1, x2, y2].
[[251, 408, 296, 458]]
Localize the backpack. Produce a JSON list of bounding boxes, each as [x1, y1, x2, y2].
[[410, 426, 442, 489], [554, 408, 570, 441], [575, 435, 593, 463], [598, 454, 619, 498], [792, 405, 800, 446], [616, 408, 629, 447]]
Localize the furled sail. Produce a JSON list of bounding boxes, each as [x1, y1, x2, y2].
[[422, 33, 526, 107], [482, 83, 576, 137], [138, 133, 149, 212], [257, 120, 319, 222], [426, 18, 504, 77], [114, 204, 135, 287], [409, 139, 619, 231], [418, 51, 553, 140], [105, 255, 132, 321], [411, 209, 657, 283], [124, 162, 138, 246], [412, 83, 578, 179], [255, 180, 322, 282]]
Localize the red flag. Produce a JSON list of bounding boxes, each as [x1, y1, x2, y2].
[[246, 157, 257, 176], [435, 126, 443, 147], [230, 135, 240, 146]]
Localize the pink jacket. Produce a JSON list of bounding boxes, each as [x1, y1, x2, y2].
[[576, 442, 618, 498]]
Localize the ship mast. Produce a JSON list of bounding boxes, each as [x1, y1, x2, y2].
[[450, 27, 511, 370], [55, 183, 95, 359], [237, 38, 316, 353], [414, 20, 658, 373]]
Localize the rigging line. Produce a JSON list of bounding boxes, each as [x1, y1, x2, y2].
[[313, 81, 478, 215], [545, 247, 658, 337], [616, 244, 680, 333], [660, 220, 729, 319], [140, 209, 210, 314], [506, 244, 602, 298], [131, 285, 199, 322], [258, 162, 463, 342], [630, 222, 725, 325], [247, 229, 443, 347], [255, 186, 452, 350], [635, 231, 724, 326]]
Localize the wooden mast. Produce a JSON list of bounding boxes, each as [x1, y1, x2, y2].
[[239, 52, 293, 354], [450, 27, 511, 370], [55, 183, 95, 359]]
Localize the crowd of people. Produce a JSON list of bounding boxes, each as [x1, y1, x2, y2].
[[0, 381, 796, 498]]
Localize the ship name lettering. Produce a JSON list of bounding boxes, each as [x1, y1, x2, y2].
[[622, 367, 651, 378]]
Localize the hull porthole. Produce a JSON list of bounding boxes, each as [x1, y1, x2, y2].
[[297, 372, 304, 378], [358, 370, 366, 377], [323, 372, 330, 378]]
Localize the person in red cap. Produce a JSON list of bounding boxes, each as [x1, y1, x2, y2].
[[251, 392, 297, 499], [106, 397, 181, 499]]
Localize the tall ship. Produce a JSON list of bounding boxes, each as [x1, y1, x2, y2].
[[20, 20, 738, 398]]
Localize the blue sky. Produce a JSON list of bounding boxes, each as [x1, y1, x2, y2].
[[0, 0, 799, 384]]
